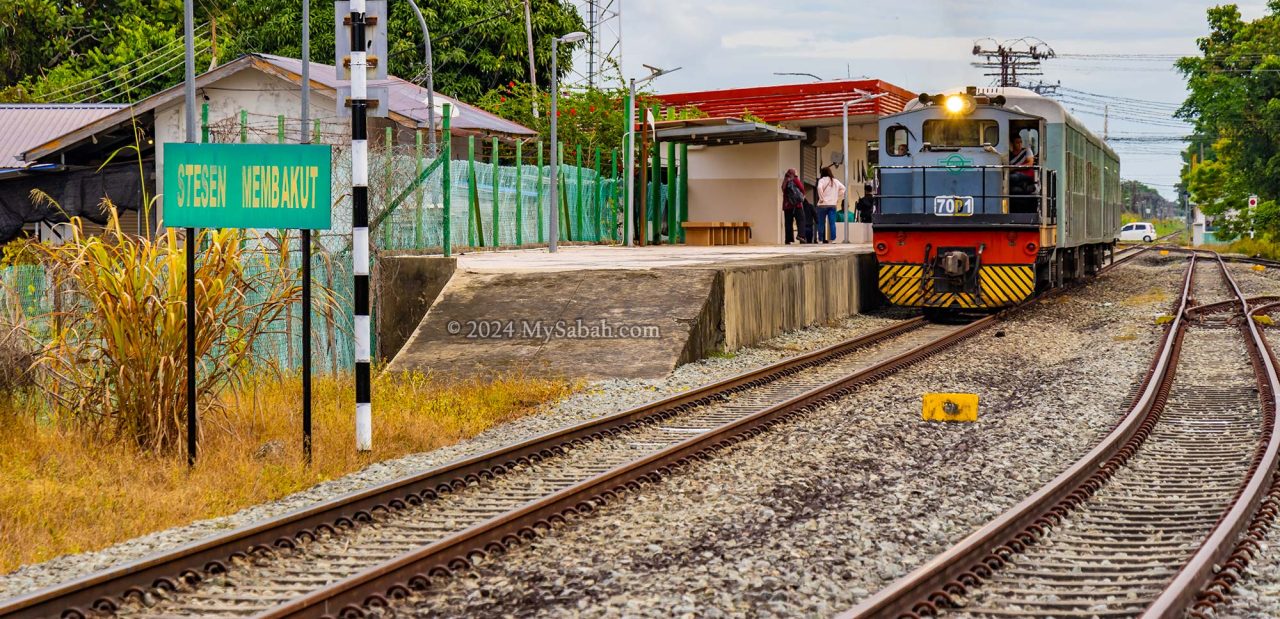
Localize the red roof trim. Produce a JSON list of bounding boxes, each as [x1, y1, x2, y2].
[[657, 79, 917, 124]]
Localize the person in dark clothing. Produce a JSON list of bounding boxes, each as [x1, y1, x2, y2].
[[802, 183, 819, 243], [781, 168, 804, 244], [856, 183, 875, 223]]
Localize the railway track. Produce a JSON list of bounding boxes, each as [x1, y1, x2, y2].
[[2, 316, 992, 618], [0, 245, 1155, 619], [842, 251, 1280, 619]]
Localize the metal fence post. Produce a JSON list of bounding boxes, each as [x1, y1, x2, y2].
[[201, 103, 209, 143], [491, 137, 500, 247], [239, 109, 247, 143], [667, 141, 676, 245], [414, 129, 424, 247], [383, 126, 393, 248], [593, 147, 603, 241], [650, 138, 660, 245], [536, 141, 545, 244], [442, 104, 452, 257], [575, 145, 584, 241], [467, 135, 476, 247], [679, 143, 689, 243], [515, 141, 524, 246], [610, 148, 618, 241]]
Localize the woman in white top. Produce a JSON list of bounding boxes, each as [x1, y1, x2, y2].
[[816, 166, 846, 243]]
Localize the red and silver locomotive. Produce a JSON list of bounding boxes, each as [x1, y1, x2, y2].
[[873, 87, 1121, 316]]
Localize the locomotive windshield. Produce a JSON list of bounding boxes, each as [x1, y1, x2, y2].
[[922, 119, 999, 148]]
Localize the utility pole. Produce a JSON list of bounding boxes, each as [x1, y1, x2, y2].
[[1103, 104, 1109, 141], [524, 0, 539, 118], [971, 38, 1055, 89]]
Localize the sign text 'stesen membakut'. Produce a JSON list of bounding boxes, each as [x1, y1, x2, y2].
[[163, 143, 333, 230]]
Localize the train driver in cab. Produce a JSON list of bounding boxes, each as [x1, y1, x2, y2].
[[1009, 134, 1037, 195]]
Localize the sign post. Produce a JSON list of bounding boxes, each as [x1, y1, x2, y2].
[[164, 142, 333, 464]]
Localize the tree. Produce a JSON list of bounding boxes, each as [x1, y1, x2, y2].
[[1, 0, 583, 105], [1177, 2, 1280, 237], [0, 0, 203, 103], [477, 82, 705, 152]]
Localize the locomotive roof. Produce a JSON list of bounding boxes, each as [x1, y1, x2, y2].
[[899, 86, 1117, 160]]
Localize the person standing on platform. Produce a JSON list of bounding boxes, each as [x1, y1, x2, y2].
[[802, 182, 819, 243], [816, 166, 846, 243], [781, 168, 804, 244], [856, 183, 875, 224]]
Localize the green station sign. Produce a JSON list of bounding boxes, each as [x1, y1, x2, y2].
[[163, 143, 333, 229]]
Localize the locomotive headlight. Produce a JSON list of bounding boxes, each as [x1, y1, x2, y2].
[[944, 94, 974, 115]]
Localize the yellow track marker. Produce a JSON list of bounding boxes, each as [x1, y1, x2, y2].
[[1253, 264, 1266, 272], [1255, 315, 1275, 326], [1160, 250, 1169, 256], [922, 393, 979, 422]]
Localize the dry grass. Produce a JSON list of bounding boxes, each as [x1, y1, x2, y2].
[[1122, 288, 1170, 307], [0, 371, 574, 573]]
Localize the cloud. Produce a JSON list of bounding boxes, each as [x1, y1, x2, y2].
[[599, 0, 1277, 198]]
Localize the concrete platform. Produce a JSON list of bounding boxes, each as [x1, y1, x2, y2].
[[385, 243, 876, 380]]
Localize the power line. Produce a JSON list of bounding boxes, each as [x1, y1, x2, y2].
[[35, 23, 210, 101]]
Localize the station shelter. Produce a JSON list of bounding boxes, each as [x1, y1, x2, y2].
[[655, 79, 915, 245]]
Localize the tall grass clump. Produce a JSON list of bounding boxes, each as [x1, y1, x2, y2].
[[25, 198, 300, 453]]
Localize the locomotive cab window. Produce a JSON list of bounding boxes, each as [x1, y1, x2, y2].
[[886, 125, 909, 156], [921, 119, 999, 149]]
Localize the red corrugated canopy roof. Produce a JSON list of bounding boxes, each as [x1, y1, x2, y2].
[[656, 79, 916, 124]]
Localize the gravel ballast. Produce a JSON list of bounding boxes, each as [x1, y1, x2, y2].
[[1217, 261, 1280, 619], [396, 254, 1189, 617], [0, 311, 905, 600]]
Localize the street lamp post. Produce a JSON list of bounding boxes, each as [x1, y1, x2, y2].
[[626, 65, 680, 247], [549, 31, 588, 253], [405, 0, 437, 157], [841, 91, 886, 244]]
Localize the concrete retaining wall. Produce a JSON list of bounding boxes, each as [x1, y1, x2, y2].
[[720, 251, 874, 350], [383, 250, 878, 380]]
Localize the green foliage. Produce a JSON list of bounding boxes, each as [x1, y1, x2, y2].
[[1207, 235, 1280, 260], [478, 82, 704, 151], [19, 203, 301, 453], [1, 0, 584, 105], [0, 0, 206, 103], [1177, 2, 1280, 237], [478, 81, 638, 151], [1121, 179, 1178, 218]]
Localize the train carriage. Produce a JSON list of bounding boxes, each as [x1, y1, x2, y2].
[[873, 86, 1121, 314]]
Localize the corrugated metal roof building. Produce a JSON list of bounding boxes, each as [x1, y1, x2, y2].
[[0, 104, 124, 173]]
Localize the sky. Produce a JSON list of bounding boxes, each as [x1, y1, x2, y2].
[[583, 0, 1273, 200]]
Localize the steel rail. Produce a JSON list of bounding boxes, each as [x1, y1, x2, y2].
[[1, 243, 1154, 619], [258, 316, 1001, 619], [843, 251, 1280, 619], [839, 253, 1198, 619], [0, 318, 927, 619], [259, 249, 1158, 618], [1143, 254, 1280, 618]]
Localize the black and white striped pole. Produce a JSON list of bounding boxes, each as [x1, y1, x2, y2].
[[349, 0, 372, 451]]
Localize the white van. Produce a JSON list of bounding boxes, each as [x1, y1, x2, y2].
[[1117, 222, 1156, 243]]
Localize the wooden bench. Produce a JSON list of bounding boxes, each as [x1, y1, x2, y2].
[[682, 221, 752, 246]]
